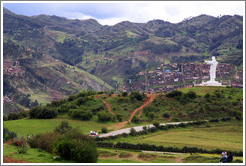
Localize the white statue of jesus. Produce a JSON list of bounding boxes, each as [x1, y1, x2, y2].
[[205, 56, 218, 82]]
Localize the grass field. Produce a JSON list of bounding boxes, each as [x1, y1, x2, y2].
[[3, 144, 75, 163], [3, 145, 243, 163], [107, 121, 243, 152], [179, 86, 243, 98], [3, 115, 116, 138]]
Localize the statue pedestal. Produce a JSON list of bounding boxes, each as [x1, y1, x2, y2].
[[198, 81, 223, 87]]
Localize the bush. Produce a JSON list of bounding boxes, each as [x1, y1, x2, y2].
[[119, 152, 133, 158], [147, 112, 155, 119], [130, 128, 137, 136], [101, 127, 108, 133], [143, 105, 159, 113], [131, 115, 140, 123], [122, 133, 128, 137], [29, 106, 58, 119], [166, 90, 183, 99], [29, 132, 58, 153], [163, 112, 171, 118], [130, 91, 145, 101], [3, 115, 8, 121], [13, 137, 28, 154], [153, 121, 160, 128], [97, 111, 112, 122], [55, 121, 72, 134], [116, 114, 123, 122], [186, 91, 197, 99], [53, 128, 98, 162], [18, 110, 29, 118], [121, 92, 128, 97], [69, 109, 93, 120], [3, 128, 17, 142], [8, 113, 19, 120]]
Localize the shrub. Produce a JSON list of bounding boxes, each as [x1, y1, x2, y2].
[[29, 106, 58, 119], [56, 104, 70, 113], [186, 91, 197, 99], [172, 117, 180, 122], [122, 133, 128, 137], [130, 91, 145, 101], [3, 128, 17, 142], [97, 111, 112, 122], [119, 152, 133, 158], [3, 115, 8, 121], [8, 113, 19, 120], [18, 110, 29, 118], [131, 115, 140, 123], [55, 121, 72, 134], [143, 105, 159, 113], [116, 114, 123, 122], [29, 132, 58, 153], [153, 121, 160, 128], [101, 127, 108, 133], [235, 116, 243, 120], [147, 127, 157, 133], [209, 118, 219, 122], [13, 137, 28, 154], [147, 112, 155, 119], [166, 90, 183, 99], [69, 109, 93, 120], [53, 128, 98, 162], [121, 91, 128, 97], [163, 112, 171, 118], [92, 105, 105, 115], [130, 128, 137, 136]]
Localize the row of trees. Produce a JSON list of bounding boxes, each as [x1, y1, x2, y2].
[[96, 141, 243, 156]]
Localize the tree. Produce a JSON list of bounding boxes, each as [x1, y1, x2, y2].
[[147, 112, 155, 120], [131, 115, 140, 123], [153, 121, 160, 128], [97, 111, 112, 122], [55, 121, 72, 134], [166, 90, 183, 99], [29, 106, 58, 119], [130, 128, 137, 136], [186, 91, 197, 99], [8, 113, 19, 120]]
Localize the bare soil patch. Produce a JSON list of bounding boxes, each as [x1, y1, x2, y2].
[[3, 156, 32, 163]]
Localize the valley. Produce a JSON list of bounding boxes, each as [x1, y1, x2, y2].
[[3, 7, 243, 113], [2, 5, 244, 164]]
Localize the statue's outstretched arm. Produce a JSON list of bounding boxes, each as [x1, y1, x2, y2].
[[205, 61, 213, 65]]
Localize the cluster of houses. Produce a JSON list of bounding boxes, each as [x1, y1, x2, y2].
[[3, 61, 23, 76], [123, 62, 243, 93]]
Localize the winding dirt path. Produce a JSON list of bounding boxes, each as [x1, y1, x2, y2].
[[103, 100, 115, 116], [136, 94, 158, 118], [168, 115, 173, 121], [103, 93, 158, 130]]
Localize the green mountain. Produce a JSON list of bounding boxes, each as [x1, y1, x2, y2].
[[3, 8, 243, 112]]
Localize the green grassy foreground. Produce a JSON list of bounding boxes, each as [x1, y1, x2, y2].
[[3, 115, 116, 137], [3, 145, 243, 163]]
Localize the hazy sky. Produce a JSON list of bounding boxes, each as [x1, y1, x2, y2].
[[3, 1, 245, 25]]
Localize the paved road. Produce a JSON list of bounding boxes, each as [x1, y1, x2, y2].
[[99, 121, 193, 138]]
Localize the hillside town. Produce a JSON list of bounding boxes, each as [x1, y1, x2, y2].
[[123, 62, 243, 93], [3, 61, 23, 76]]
